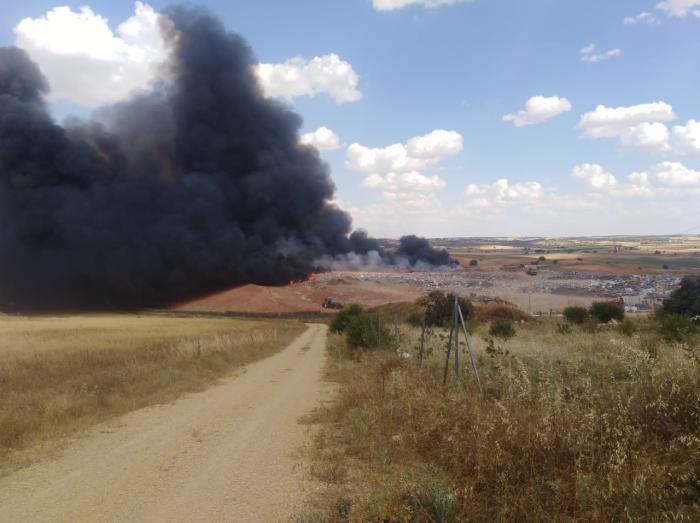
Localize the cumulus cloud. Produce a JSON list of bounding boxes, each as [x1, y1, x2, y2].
[[672, 120, 700, 154], [372, 0, 471, 11], [362, 171, 446, 191], [580, 44, 622, 63], [632, 161, 700, 187], [577, 102, 681, 152], [406, 130, 464, 158], [255, 54, 362, 104], [571, 164, 619, 190], [464, 179, 544, 206], [656, 0, 700, 18], [578, 102, 677, 139], [347, 129, 462, 177], [502, 95, 572, 127], [14, 2, 166, 107], [619, 122, 672, 151], [624, 12, 660, 25], [347, 130, 461, 214], [300, 126, 341, 151]]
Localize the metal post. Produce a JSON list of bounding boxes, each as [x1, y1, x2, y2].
[[453, 297, 460, 378], [419, 312, 426, 366], [457, 304, 483, 394], [443, 316, 454, 385]]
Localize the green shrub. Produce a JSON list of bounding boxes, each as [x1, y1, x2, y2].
[[557, 322, 571, 335], [619, 318, 637, 337], [345, 311, 391, 349], [330, 304, 364, 334], [563, 305, 589, 325], [489, 319, 516, 340], [656, 312, 697, 342], [406, 310, 424, 327], [414, 473, 456, 523], [469, 259, 478, 267], [590, 302, 624, 323], [417, 291, 473, 328], [663, 276, 700, 317]]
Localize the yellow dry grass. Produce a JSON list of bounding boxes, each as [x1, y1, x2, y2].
[[306, 319, 700, 522], [0, 313, 304, 473]]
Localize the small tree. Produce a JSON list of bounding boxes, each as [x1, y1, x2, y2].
[[330, 304, 364, 333], [417, 291, 473, 327], [563, 305, 589, 325], [590, 302, 624, 323], [489, 319, 516, 340], [469, 259, 478, 267], [663, 276, 700, 317]]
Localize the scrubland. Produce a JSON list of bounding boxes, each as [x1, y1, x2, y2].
[[0, 313, 304, 473], [305, 314, 700, 522]]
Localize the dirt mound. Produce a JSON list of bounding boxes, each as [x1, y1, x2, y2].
[[174, 274, 422, 314]]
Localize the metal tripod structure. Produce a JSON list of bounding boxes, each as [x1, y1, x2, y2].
[[442, 296, 483, 393]]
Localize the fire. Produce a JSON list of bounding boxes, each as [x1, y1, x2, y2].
[[288, 273, 317, 286]]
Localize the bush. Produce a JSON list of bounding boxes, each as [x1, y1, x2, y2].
[[656, 312, 697, 342], [417, 291, 473, 328], [619, 318, 637, 337], [663, 276, 700, 317], [469, 259, 478, 267], [345, 311, 392, 349], [330, 304, 364, 334], [406, 310, 424, 327], [489, 319, 516, 340], [474, 303, 531, 323], [563, 305, 589, 325], [590, 302, 624, 323]]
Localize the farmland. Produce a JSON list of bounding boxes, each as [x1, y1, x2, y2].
[[0, 313, 304, 474]]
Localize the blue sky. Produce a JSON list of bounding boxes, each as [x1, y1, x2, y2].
[[2, 0, 699, 237]]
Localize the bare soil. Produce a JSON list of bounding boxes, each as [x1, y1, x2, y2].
[[0, 324, 328, 522]]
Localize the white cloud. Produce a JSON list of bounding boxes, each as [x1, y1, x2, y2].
[[580, 44, 622, 63], [299, 126, 341, 151], [372, 0, 471, 11], [571, 164, 619, 190], [347, 129, 463, 175], [619, 122, 671, 151], [406, 130, 464, 158], [624, 12, 660, 25], [502, 95, 572, 127], [578, 102, 678, 151], [255, 54, 362, 105], [634, 161, 700, 187], [347, 130, 460, 212], [656, 0, 700, 17], [14, 2, 166, 107], [464, 179, 544, 206], [362, 171, 446, 191], [672, 120, 700, 154]]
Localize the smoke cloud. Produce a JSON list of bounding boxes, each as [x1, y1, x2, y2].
[[0, 6, 453, 311]]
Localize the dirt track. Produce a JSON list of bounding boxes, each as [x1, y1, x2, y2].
[[0, 324, 328, 522]]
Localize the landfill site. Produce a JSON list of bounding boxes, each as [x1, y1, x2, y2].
[[177, 235, 699, 315]]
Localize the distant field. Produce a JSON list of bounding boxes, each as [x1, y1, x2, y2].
[[0, 314, 304, 473]]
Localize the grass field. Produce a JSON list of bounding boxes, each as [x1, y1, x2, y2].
[[306, 316, 700, 521], [0, 314, 304, 473]]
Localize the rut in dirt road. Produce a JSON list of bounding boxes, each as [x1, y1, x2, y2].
[[0, 323, 328, 523]]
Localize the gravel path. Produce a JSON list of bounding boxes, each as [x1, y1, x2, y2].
[[0, 323, 328, 522]]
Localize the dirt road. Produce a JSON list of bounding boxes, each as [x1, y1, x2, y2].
[[0, 323, 328, 522]]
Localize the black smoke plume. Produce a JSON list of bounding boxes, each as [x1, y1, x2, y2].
[[0, 6, 452, 311]]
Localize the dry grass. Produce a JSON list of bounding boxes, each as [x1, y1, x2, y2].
[[0, 313, 304, 473], [306, 319, 700, 522]]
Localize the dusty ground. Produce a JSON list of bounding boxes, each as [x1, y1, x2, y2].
[[0, 324, 328, 523], [175, 275, 422, 314]]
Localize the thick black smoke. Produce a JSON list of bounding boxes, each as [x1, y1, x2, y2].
[[0, 6, 451, 311], [394, 235, 452, 267]]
